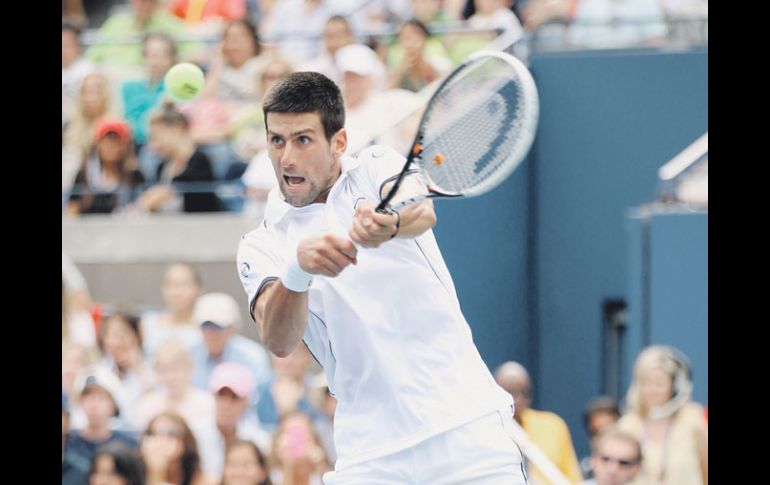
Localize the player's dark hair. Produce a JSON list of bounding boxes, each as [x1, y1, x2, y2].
[[262, 72, 345, 141]]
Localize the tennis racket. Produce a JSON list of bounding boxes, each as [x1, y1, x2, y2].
[[377, 50, 539, 214]]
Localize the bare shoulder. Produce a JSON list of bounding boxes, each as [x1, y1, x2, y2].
[[679, 402, 707, 428]]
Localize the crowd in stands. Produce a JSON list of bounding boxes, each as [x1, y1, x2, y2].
[[63, 0, 706, 218], [63, 253, 707, 485]]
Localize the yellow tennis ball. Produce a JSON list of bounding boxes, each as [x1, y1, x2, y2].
[[164, 62, 205, 102]]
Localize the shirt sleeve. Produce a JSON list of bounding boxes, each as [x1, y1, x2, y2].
[[236, 227, 285, 322], [357, 145, 415, 202]]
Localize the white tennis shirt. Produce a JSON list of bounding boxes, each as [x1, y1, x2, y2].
[[237, 145, 513, 470]]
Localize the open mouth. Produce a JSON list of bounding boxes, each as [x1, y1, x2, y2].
[[284, 175, 306, 186]]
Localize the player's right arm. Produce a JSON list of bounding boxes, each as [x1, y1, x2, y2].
[[253, 233, 357, 357]]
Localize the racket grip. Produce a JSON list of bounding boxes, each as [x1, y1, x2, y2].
[[388, 194, 428, 213]]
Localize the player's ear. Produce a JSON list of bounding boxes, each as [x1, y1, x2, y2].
[[331, 128, 347, 160]]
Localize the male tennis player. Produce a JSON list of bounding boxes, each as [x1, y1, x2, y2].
[[237, 72, 527, 484]]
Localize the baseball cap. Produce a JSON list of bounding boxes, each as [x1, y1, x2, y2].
[[335, 44, 384, 78], [94, 117, 132, 142], [209, 362, 255, 399], [75, 369, 122, 415], [194, 292, 242, 329]]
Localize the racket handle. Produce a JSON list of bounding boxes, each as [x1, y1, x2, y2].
[[387, 194, 428, 213]]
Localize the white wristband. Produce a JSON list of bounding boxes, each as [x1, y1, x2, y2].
[[281, 252, 313, 292]]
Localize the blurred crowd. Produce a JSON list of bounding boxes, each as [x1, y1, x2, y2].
[[63, 251, 707, 485], [62, 0, 706, 218]]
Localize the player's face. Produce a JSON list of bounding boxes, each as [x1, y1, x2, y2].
[[266, 112, 346, 207]]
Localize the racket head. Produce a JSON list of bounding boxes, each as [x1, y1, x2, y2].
[[410, 50, 539, 199]]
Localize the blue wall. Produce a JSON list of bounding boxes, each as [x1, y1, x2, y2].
[[433, 159, 533, 371], [432, 46, 707, 461], [529, 48, 707, 459], [624, 210, 708, 407]]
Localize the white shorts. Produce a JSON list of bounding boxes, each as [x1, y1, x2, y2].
[[323, 408, 528, 484]]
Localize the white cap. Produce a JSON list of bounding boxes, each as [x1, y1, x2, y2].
[[335, 44, 386, 86], [194, 292, 241, 328], [74, 367, 123, 416]]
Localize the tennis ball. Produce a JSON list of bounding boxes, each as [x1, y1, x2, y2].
[[164, 62, 205, 102]]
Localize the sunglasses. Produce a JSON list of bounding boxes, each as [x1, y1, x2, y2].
[[146, 429, 183, 438], [599, 455, 639, 467]]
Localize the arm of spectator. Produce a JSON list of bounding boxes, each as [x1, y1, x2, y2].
[[136, 185, 176, 212], [522, 0, 574, 31]]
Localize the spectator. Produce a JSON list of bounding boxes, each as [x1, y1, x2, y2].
[[520, 0, 574, 32], [580, 427, 643, 485], [229, 54, 294, 163], [255, 346, 323, 432], [236, 55, 294, 207], [495, 361, 584, 484], [63, 0, 88, 30], [260, 0, 332, 65], [66, 372, 139, 468], [408, 0, 453, 25], [140, 262, 204, 357], [182, 18, 267, 178], [387, 18, 452, 92], [63, 390, 89, 485], [63, 341, 100, 429], [141, 411, 210, 485], [197, 363, 273, 479], [221, 439, 272, 485], [88, 442, 146, 485], [300, 15, 356, 85], [63, 21, 95, 132], [134, 339, 216, 432], [62, 251, 97, 350], [467, 0, 525, 41], [203, 18, 265, 104], [63, 72, 115, 194], [169, 0, 246, 25], [270, 412, 331, 485], [616, 345, 707, 485], [136, 102, 223, 214], [67, 117, 146, 216], [86, 0, 202, 69], [580, 396, 621, 478], [190, 292, 273, 400], [121, 32, 178, 180], [335, 43, 422, 153], [94, 312, 157, 428], [453, 0, 524, 62], [307, 373, 336, 465]]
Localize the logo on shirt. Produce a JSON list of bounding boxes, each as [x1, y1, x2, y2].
[[240, 261, 250, 278]]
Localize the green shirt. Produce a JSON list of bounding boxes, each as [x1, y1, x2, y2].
[[121, 78, 166, 144], [86, 11, 204, 67]]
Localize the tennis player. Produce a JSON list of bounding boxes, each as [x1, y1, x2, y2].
[[237, 71, 527, 484]]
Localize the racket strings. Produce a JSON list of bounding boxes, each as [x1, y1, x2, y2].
[[416, 57, 534, 195]]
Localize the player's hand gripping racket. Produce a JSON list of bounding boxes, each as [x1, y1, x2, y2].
[[377, 50, 539, 214]]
